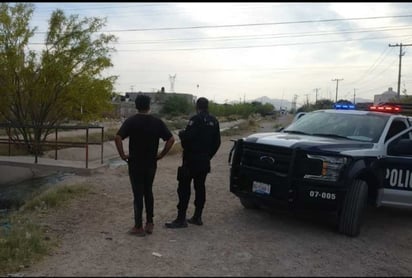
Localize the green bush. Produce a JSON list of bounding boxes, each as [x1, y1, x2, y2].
[[161, 95, 193, 116]]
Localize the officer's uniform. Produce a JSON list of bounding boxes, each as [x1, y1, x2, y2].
[[175, 110, 221, 223]]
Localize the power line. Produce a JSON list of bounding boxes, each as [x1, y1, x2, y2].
[[33, 3, 171, 12], [344, 47, 393, 86], [32, 14, 412, 34], [348, 57, 398, 93], [106, 15, 412, 33], [31, 3, 317, 18], [32, 3, 286, 12], [357, 83, 395, 95], [30, 34, 412, 55], [107, 25, 412, 45], [29, 25, 412, 46], [111, 34, 412, 52], [95, 65, 379, 77], [348, 55, 398, 89]]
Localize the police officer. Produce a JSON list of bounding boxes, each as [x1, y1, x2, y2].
[[165, 97, 221, 228]]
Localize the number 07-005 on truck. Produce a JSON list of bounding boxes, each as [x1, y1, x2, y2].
[[229, 104, 412, 236]]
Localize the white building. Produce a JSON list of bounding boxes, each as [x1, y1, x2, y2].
[[374, 87, 398, 105]]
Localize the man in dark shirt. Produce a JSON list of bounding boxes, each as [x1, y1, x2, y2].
[[165, 97, 221, 228], [115, 94, 175, 236]]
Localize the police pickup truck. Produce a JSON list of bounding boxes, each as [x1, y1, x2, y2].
[[229, 103, 412, 236]]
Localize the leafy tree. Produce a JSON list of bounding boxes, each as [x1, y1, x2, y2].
[[399, 95, 412, 104], [313, 99, 335, 110], [0, 3, 117, 155], [297, 99, 335, 112], [252, 101, 275, 115]]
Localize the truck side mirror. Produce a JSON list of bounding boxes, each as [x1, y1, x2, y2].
[[388, 139, 412, 156]]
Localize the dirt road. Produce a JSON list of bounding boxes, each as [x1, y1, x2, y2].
[[19, 117, 412, 276]]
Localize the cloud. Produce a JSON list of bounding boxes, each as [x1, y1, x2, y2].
[[26, 3, 412, 103]]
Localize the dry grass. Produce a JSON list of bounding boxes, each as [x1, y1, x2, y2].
[[0, 184, 90, 275], [22, 184, 90, 212], [221, 119, 258, 137]]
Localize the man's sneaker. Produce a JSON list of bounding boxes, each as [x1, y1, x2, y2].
[[164, 219, 188, 228], [145, 223, 154, 234], [128, 226, 146, 237], [187, 217, 203, 226]]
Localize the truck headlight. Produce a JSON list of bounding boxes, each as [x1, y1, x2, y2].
[[304, 154, 348, 182]]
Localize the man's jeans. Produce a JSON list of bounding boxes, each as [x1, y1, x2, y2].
[[128, 163, 156, 227]]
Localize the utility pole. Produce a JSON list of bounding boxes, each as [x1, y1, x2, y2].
[[291, 94, 298, 113], [353, 88, 357, 104], [332, 78, 344, 103], [314, 88, 320, 103], [169, 74, 176, 92], [280, 90, 284, 110], [304, 94, 310, 106], [389, 43, 412, 100]]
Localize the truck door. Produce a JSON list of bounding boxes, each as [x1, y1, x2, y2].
[[377, 125, 412, 208]]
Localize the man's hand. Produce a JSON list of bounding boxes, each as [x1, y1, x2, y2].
[[157, 136, 175, 160], [121, 154, 129, 162], [115, 134, 129, 163]]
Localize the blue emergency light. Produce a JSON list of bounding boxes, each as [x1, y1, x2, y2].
[[334, 103, 355, 110]]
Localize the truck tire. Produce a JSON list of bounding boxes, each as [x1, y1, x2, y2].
[[338, 179, 368, 237], [239, 197, 259, 209]]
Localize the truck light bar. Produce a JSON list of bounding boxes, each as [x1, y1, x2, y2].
[[369, 104, 401, 113]]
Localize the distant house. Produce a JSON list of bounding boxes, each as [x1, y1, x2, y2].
[[374, 87, 398, 105], [112, 87, 195, 119]]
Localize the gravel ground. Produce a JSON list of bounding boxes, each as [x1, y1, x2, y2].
[[16, 116, 412, 277]]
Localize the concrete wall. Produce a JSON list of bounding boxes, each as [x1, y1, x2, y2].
[[0, 165, 34, 185]]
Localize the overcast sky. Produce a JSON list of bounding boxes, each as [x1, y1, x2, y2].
[[28, 2, 412, 106]]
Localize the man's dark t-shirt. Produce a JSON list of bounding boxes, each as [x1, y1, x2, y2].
[[117, 114, 173, 168]]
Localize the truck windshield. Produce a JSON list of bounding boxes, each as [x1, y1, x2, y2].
[[284, 111, 389, 143]]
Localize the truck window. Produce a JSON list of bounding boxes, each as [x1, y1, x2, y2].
[[285, 111, 388, 143], [385, 120, 408, 142]]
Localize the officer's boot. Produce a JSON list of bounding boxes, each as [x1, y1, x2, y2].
[[165, 210, 188, 228], [188, 207, 203, 226]]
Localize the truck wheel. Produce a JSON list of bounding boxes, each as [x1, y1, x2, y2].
[[239, 197, 259, 209], [338, 179, 368, 237]]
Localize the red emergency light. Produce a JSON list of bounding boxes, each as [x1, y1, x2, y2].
[[369, 104, 401, 113]]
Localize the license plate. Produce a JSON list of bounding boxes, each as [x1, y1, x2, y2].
[[252, 181, 271, 195]]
